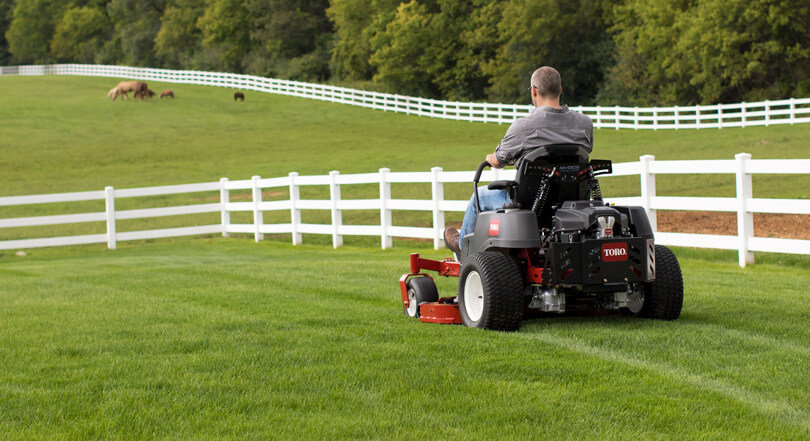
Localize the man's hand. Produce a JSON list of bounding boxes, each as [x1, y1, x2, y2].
[[486, 153, 504, 169]]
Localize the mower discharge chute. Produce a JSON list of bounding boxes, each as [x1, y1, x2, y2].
[[399, 144, 683, 331]]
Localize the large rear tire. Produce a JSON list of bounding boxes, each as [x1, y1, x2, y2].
[[640, 245, 683, 320], [458, 252, 524, 331], [404, 277, 439, 318]]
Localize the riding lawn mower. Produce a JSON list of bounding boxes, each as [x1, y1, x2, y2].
[[399, 144, 683, 331]]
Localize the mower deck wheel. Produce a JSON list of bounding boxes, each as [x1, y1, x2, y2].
[[404, 277, 439, 318]]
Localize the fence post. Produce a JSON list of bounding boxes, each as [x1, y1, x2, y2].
[[105, 186, 116, 250], [634, 107, 639, 130], [220, 178, 230, 237], [674, 106, 679, 130], [251, 175, 264, 242], [614, 106, 620, 130], [431, 167, 445, 250], [379, 168, 392, 249], [639, 155, 657, 232], [717, 104, 723, 129], [741, 102, 746, 127], [289, 172, 302, 245], [653, 107, 658, 131], [696, 106, 701, 129], [790, 98, 795, 125], [329, 170, 343, 248], [735, 153, 754, 268], [764, 100, 770, 127]]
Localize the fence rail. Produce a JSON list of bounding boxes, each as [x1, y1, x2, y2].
[[3, 64, 810, 129], [1, 154, 809, 267]]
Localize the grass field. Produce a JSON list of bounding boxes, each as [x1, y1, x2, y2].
[[2, 75, 810, 439], [1, 240, 809, 440]]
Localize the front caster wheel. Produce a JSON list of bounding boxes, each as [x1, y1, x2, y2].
[[404, 277, 439, 318]]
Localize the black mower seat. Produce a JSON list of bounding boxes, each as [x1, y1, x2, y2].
[[488, 144, 592, 227]]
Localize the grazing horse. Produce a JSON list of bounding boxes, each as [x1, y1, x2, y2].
[[113, 80, 138, 100], [160, 90, 174, 99], [132, 82, 150, 100], [234, 92, 245, 101], [107, 80, 147, 101], [134, 87, 155, 100]]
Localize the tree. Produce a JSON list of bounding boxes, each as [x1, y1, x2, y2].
[[0, 0, 14, 65], [327, 0, 401, 81], [483, 0, 613, 105], [674, 0, 810, 102], [50, 6, 111, 63], [243, 0, 333, 80], [5, 0, 65, 64], [106, 0, 166, 67], [600, 0, 810, 105], [369, 1, 433, 95], [197, 0, 252, 72], [154, 0, 206, 68]]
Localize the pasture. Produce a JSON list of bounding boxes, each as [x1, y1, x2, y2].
[[1, 75, 810, 439]]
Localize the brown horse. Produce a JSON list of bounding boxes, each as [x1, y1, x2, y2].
[[234, 92, 245, 101], [134, 87, 155, 100], [132, 82, 150, 100], [160, 90, 174, 99], [107, 81, 148, 101]]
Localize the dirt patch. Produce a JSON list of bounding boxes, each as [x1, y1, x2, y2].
[[657, 211, 810, 240]]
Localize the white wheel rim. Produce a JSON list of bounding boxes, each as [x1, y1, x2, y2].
[[406, 288, 418, 317], [464, 271, 485, 322]]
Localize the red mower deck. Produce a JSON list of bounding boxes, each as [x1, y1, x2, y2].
[[399, 253, 462, 324]]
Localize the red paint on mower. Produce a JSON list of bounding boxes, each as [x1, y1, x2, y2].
[[399, 253, 462, 324]]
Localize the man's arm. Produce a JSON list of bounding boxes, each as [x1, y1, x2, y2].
[[486, 152, 503, 168], [492, 119, 525, 167]]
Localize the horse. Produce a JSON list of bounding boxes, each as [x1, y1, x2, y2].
[[135, 87, 155, 100], [132, 82, 150, 100], [160, 90, 174, 99], [112, 81, 138, 100], [234, 92, 245, 101]]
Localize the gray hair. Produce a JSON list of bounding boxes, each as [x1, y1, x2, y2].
[[530, 66, 562, 98]]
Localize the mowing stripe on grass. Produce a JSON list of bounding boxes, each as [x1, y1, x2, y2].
[[520, 331, 810, 432]]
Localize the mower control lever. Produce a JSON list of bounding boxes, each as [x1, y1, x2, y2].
[[473, 160, 491, 214]]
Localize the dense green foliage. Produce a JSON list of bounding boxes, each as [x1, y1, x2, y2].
[[1, 0, 807, 105], [1, 239, 809, 440]]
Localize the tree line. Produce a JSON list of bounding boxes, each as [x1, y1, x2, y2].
[[1, 0, 807, 106]]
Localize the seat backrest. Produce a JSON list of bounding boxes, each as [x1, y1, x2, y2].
[[514, 144, 591, 227]]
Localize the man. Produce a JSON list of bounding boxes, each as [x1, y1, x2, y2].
[[444, 66, 594, 254]]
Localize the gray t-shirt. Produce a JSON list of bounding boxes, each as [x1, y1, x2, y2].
[[494, 105, 594, 167]]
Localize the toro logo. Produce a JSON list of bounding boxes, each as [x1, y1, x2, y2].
[[489, 219, 500, 236], [602, 242, 628, 262]]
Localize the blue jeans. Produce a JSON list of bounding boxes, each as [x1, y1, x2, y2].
[[459, 187, 510, 249]]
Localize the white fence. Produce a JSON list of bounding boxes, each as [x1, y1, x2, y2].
[[1, 154, 809, 267], [2, 64, 810, 129]]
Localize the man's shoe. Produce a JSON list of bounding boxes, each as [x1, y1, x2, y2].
[[444, 227, 461, 254]]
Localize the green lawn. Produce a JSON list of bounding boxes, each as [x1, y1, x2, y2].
[[0, 240, 808, 440]]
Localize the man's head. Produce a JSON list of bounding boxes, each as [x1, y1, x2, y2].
[[530, 66, 562, 108]]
